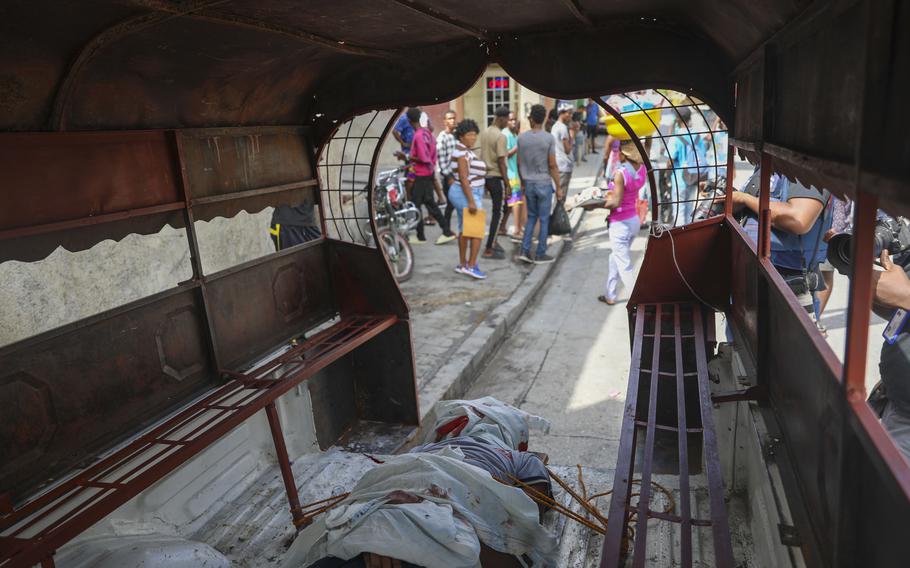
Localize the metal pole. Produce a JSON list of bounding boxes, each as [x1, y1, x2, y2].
[[724, 144, 735, 219], [264, 402, 305, 527], [758, 152, 772, 259], [843, 189, 878, 400]]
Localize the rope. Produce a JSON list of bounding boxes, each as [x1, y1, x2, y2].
[[650, 223, 726, 313]]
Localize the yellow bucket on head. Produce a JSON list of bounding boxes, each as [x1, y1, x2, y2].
[[601, 108, 662, 140]]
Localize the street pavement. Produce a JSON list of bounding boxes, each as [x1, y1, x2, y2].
[[461, 207, 644, 466], [399, 143, 604, 389]]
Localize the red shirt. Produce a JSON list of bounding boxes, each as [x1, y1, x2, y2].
[[409, 127, 437, 177]]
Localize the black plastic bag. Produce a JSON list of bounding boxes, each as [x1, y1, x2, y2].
[[549, 199, 571, 236]]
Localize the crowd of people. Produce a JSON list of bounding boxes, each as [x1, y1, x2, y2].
[[391, 101, 603, 281]]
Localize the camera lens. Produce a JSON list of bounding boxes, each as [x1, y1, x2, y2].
[[827, 233, 853, 275]]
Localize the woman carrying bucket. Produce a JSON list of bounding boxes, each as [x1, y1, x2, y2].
[[597, 140, 647, 305]]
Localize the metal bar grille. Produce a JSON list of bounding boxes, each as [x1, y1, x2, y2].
[[316, 109, 399, 247], [601, 303, 733, 567], [0, 314, 397, 568], [596, 91, 728, 228]]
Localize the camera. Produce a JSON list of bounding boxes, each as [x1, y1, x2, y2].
[[827, 215, 910, 275], [692, 176, 727, 221]]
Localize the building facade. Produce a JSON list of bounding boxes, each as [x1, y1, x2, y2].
[[452, 64, 553, 131]]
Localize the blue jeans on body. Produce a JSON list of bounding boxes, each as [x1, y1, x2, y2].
[[522, 181, 554, 257], [447, 182, 484, 234]]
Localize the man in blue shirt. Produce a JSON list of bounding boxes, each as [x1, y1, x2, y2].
[[585, 98, 600, 155], [392, 110, 415, 154], [731, 168, 832, 318]]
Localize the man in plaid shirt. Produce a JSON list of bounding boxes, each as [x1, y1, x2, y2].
[[436, 109, 458, 231]]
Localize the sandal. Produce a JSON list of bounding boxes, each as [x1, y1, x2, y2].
[[597, 295, 616, 305]]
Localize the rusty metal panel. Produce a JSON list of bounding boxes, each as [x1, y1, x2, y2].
[[733, 56, 764, 142], [762, 269, 844, 565], [307, 361, 357, 450], [325, 240, 409, 320], [836, 401, 910, 567], [263, 314, 417, 451], [178, 127, 318, 222], [0, 130, 186, 262], [732, 233, 846, 564], [493, 26, 733, 124], [728, 220, 758, 361], [0, 211, 186, 264], [770, 1, 864, 163], [0, 2, 143, 130], [178, 127, 313, 198], [204, 242, 336, 371], [350, 320, 418, 426], [627, 217, 731, 308], [0, 131, 182, 232], [0, 286, 214, 504], [64, 15, 330, 132], [857, 0, 910, 209], [305, 322, 419, 449]]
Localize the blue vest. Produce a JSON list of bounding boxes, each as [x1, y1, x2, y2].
[[743, 171, 832, 271]]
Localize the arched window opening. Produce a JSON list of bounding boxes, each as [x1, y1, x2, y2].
[[316, 109, 399, 246]]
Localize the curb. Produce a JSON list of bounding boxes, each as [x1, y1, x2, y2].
[[414, 205, 586, 430]]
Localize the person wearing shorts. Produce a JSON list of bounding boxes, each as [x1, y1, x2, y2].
[[551, 106, 574, 198], [502, 111, 524, 240], [448, 119, 488, 280]]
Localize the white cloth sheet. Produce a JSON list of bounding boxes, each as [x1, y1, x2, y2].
[[282, 451, 557, 568], [426, 397, 551, 451]]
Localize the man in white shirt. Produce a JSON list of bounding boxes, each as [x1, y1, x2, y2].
[[436, 110, 458, 231], [550, 106, 574, 198]]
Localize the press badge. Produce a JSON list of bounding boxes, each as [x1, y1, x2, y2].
[[883, 308, 909, 344]]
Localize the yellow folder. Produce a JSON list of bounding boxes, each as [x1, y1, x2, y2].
[[462, 208, 486, 239]]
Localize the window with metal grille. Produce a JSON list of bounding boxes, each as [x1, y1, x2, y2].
[[485, 76, 511, 125]]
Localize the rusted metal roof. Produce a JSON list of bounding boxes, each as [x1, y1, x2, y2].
[[1, 0, 907, 215], [0, 0, 809, 133]]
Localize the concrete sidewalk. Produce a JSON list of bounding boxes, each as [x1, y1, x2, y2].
[[399, 144, 606, 421]]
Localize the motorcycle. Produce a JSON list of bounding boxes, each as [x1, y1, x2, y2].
[[367, 167, 421, 282]]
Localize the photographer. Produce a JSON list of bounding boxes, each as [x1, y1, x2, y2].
[[727, 168, 832, 317], [870, 249, 910, 461]]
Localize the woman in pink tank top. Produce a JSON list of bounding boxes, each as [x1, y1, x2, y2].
[[598, 141, 646, 305]]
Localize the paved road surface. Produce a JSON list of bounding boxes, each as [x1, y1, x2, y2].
[[463, 208, 646, 466], [401, 142, 604, 386]]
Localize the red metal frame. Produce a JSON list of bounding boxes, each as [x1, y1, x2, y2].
[[757, 152, 772, 260], [602, 303, 732, 568], [843, 189, 878, 401], [724, 144, 735, 218], [0, 315, 397, 568]]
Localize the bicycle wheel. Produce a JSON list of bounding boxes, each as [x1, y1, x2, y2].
[[377, 229, 414, 282]]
